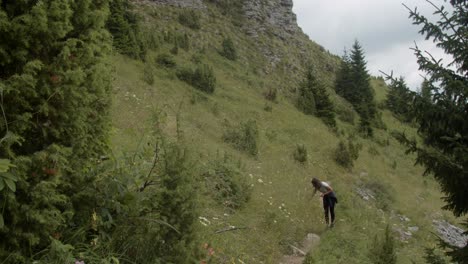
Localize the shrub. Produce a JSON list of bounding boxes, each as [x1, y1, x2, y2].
[[178, 9, 201, 30], [203, 153, 251, 209], [143, 65, 155, 85], [176, 64, 216, 93], [220, 37, 237, 61], [264, 88, 278, 102], [424, 248, 448, 264], [334, 139, 361, 169], [369, 225, 397, 264], [156, 53, 176, 68], [223, 120, 259, 156], [293, 144, 308, 164], [337, 105, 356, 124], [264, 103, 273, 112], [107, 0, 147, 59]]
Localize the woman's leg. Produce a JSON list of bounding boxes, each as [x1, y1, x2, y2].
[[329, 203, 335, 225], [323, 197, 330, 225]]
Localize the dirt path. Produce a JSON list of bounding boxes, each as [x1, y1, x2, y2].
[[279, 233, 320, 264]]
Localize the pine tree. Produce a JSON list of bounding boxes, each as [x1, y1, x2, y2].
[[155, 144, 200, 263], [297, 70, 317, 115], [336, 41, 376, 136], [420, 79, 432, 102], [335, 49, 352, 98], [396, 1, 467, 261], [221, 37, 237, 61], [298, 67, 336, 127], [0, 0, 112, 261], [385, 77, 414, 122], [107, 0, 146, 59], [369, 225, 397, 264]]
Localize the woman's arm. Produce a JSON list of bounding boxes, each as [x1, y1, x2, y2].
[[320, 186, 333, 197]]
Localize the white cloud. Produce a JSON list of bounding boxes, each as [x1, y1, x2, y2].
[[292, 0, 452, 90]]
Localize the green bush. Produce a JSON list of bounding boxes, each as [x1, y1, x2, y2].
[[264, 103, 273, 112], [223, 120, 259, 156], [176, 64, 216, 94], [178, 9, 201, 30], [369, 225, 397, 264], [220, 37, 237, 61], [293, 144, 308, 164], [264, 88, 278, 102], [156, 53, 176, 68], [107, 0, 147, 59], [203, 153, 251, 209], [424, 248, 448, 264], [334, 139, 361, 169], [143, 65, 155, 85], [337, 105, 356, 124]]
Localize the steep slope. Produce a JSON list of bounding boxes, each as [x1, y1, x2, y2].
[[109, 1, 462, 263]]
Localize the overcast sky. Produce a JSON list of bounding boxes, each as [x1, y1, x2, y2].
[[292, 0, 451, 90]]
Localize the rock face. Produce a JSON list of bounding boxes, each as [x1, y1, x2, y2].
[[433, 220, 468, 248], [145, 0, 205, 9], [243, 0, 300, 38]]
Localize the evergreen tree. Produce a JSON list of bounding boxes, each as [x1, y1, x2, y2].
[[369, 225, 397, 264], [107, 0, 146, 59], [396, 1, 468, 261], [313, 77, 336, 128], [221, 37, 237, 61], [0, 0, 112, 261], [297, 70, 317, 115], [155, 144, 200, 263], [336, 41, 376, 136], [385, 77, 414, 122], [298, 68, 336, 127], [335, 49, 352, 98], [420, 79, 432, 102]]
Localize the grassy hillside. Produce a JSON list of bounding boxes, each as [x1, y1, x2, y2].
[[109, 2, 458, 263]]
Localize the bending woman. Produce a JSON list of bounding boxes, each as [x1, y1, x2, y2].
[[311, 178, 338, 227]]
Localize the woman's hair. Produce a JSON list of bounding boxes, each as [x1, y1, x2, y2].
[[311, 178, 321, 189]]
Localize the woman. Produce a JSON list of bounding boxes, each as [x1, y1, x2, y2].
[[311, 178, 338, 227]]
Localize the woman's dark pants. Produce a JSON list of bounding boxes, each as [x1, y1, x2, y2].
[[323, 194, 336, 225]]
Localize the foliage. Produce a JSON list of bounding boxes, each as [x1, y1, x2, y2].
[[395, 1, 468, 260], [298, 67, 336, 127], [203, 153, 251, 209], [334, 139, 361, 169], [0, 0, 112, 261], [223, 120, 259, 156], [156, 53, 177, 68], [143, 64, 155, 85], [336, 41, 376, 136], [293, 144, 308, 164], [178, 9, 201, 30], [264, 88, 278, 102], [220, 37, 238, 61], [263, 103, 273, 112], [385, 77, 414, 122], [336, 104, 356, 124], [177, 64, 217, 94], [369, 225, 397, 264], [424, 247, 448, 264], [107, 0, 146, 59]]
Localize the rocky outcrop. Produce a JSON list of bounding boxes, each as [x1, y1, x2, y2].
[[243, 0, 300, 38], [433, 220, 468, 248], [144, 0, 205, 9]]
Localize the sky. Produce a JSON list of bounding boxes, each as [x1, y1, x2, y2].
[[292, 0, 452, 90]]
